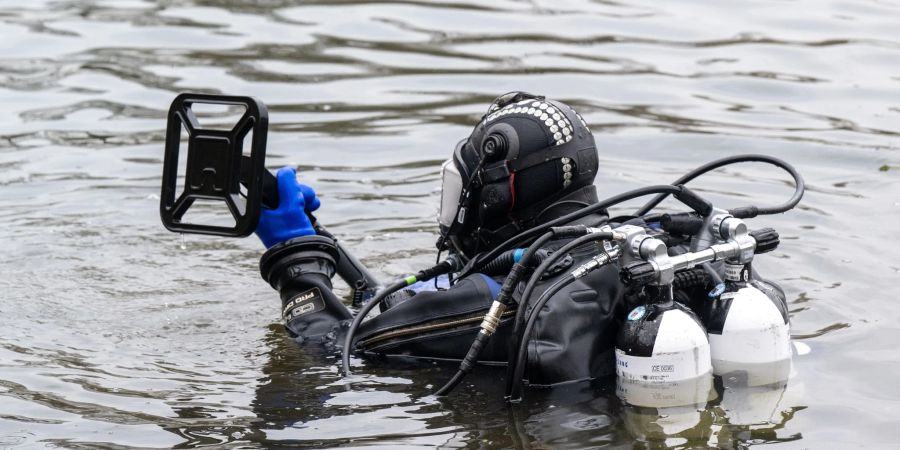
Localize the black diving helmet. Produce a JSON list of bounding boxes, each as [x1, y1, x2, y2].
[[438, 92, 600, 259]]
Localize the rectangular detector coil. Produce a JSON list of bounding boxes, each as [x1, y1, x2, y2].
[[159, 93, 269, 237]]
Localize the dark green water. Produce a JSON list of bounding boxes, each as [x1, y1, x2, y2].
[[1, 0, 899, 448]]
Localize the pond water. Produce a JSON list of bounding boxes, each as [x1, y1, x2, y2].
[[1, 0, 899, 448]]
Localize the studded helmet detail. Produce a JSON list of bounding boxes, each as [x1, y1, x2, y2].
[[439, 92, 599, 257]]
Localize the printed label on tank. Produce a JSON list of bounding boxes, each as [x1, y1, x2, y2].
[[615, 347, 711, 382], [282, 288, 325, 322]]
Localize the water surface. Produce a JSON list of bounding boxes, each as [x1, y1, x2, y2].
[[1, 0, 899, 448]]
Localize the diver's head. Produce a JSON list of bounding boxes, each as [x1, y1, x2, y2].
[[438, 92, 599, 258]]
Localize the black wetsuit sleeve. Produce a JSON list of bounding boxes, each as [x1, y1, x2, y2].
[[259, 235, 353, 343]]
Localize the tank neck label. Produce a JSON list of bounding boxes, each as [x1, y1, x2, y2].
[[724, 263, 750, 282]]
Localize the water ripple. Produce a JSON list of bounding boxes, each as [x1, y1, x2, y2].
[[2, 0, 900, 448]]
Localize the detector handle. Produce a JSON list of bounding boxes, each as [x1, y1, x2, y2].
[[246, 161, 281, 210], [254, 168, 381, 292], [310, 216, 383, 302]]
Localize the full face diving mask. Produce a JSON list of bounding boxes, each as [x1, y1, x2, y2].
[[438, 158, 464, 229]]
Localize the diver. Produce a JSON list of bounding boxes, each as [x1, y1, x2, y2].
[[256, 92, 653, 388], [248, 91, 796, 397]]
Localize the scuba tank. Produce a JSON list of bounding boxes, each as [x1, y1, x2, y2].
[[705, 260, 791, 378], [654, 212, 792, 380], [616, 284, 712, 383], [614, 233, 712, 383]]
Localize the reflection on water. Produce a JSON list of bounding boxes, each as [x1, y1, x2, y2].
[[2, 0, 899, 448], [616, 361, 798, 449]]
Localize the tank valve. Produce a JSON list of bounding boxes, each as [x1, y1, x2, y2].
[[620, 261, 657, 286], [749, 228, 780, 254]]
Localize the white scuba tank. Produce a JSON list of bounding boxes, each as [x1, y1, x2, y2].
[[705, 263, 792, 377], [616, 288, 712, 383]]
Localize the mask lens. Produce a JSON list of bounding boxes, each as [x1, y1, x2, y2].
[[438, 159, 464, 228]]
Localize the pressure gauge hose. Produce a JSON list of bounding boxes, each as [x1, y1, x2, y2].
[[633, 154, 805, 218], [342, 256, 460, 376]]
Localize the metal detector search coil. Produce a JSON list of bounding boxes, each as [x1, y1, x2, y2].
[[160, 93, 269, 237]]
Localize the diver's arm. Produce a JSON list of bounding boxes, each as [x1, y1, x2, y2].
[[259, 235, 353, 342], [309, 223, 382, 304], [255, 167, 353, 343]]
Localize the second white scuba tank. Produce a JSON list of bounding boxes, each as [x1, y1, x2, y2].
[[705, 262, 792, 377], [616, 285, 712, 383]]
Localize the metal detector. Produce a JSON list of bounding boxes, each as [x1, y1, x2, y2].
[[160, 93, 380, 302]]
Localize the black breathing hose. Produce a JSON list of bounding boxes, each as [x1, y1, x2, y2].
[[505, 245, 581, 384], [480, 248, 552, 276], [503, 232, 616, 398], [432, 232, 555, 396], [341, 279, 406, 376], [458, 185, 701, 280], [633, 154, 805, 218], [342, 257, 459, 376]]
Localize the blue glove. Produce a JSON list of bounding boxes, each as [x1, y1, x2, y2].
[[255, 166, 321, 248]]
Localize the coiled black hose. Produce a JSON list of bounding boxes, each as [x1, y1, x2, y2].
[[633, 154, 805, 218], [480, 249, 522, 276], [673, 267, 712, 289], [480, 248, 560, 276]]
